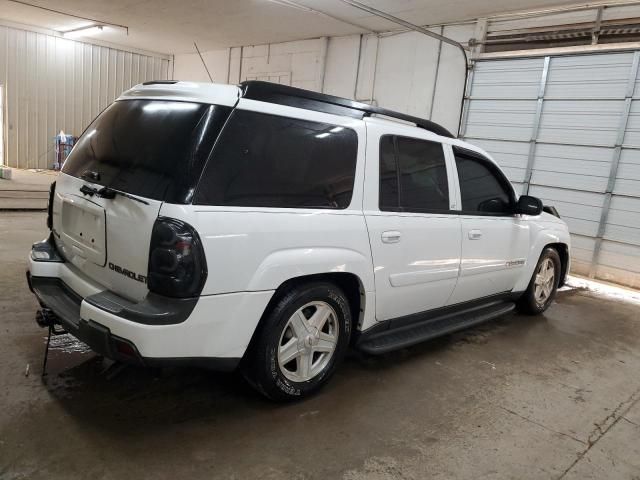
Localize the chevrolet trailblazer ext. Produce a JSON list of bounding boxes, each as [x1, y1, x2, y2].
[[27, 81, 570, 400]]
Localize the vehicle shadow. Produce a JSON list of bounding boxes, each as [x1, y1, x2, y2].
[[39, 307, 550, 437], [42, 353, 265, 429]]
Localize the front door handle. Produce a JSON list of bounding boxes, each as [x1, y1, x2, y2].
[[468, 229, 483, 240], [381, 231, 402, 244]]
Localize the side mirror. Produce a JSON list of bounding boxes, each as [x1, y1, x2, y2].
[[515, 195, 543, 216]]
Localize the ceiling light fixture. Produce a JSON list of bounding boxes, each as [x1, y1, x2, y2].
[[7, 0, 129, 35], [61, 24, 105, 39]]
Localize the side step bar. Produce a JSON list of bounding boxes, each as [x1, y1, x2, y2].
[[357, 300, 516, 355]]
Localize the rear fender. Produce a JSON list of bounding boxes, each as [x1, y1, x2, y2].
[[248, 247, 376, 330], [248, 247, 374, 292]]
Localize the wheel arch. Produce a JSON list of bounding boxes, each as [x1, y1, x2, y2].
[[243, 271, 368, 361], [246, 246, 374, 324], [269, 272, 365, 331], [544, 242, 570, 287], [514, 229, 570, 292]]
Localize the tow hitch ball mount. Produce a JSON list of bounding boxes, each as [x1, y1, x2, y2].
[[35, 308, 67, 377]]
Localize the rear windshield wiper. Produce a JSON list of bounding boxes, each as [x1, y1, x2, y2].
[[97, 186, 150, 205], [79, 184, 149, 205]]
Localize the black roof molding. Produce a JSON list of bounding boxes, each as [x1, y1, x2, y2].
[[239, 80, 454, 138]]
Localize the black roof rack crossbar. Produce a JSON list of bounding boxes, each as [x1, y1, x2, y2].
[[239, 81, 454, 138]]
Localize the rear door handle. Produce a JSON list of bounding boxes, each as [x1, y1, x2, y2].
[[468, 229, 483, 240], [381, 231, 402, 243]]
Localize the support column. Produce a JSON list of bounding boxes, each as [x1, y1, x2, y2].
[[523, 56, 550, 194], [589, 50, 640, 278], [459, 18, 487, 138]]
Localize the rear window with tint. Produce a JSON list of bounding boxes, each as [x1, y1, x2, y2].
[[62, 100, 231, 203], [194, 110, 358, 209]]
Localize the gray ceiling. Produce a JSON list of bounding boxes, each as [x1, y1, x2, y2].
[[0, 0, 582, 54]]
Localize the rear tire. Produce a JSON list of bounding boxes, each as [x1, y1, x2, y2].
[[243, 282, 351, 401], [517, 247, 561, 315]]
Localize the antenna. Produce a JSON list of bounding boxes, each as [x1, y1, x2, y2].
[[337, 0, 469, 137], [194, 41, 214, 83]]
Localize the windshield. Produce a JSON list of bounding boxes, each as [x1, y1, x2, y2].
[[62, 100, 231, 203]]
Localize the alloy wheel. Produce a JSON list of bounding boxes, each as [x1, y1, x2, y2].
[[534, 258, 555, 306], [277, 301, 339, 382]]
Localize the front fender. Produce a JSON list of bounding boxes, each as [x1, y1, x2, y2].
[[513, 226, 571, 293], [247, 247, 375, 292]]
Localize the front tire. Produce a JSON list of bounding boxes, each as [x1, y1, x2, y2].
[[517, 247, 561, 315], [243, 282, 352, 401]]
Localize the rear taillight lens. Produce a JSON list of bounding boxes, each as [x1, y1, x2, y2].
[[46, 181, 56, 230], [147, 217, 207, 298]]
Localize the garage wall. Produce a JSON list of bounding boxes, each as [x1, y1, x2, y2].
[[172, 25, 473, 135], [172, 48, 230, 84], [461, 52, 640, 288], [0, 24, 171, 169]]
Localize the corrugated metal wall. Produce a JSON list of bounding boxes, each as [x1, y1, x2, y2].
[[462, 52, 640, 288], [0, 24, 170, 169]]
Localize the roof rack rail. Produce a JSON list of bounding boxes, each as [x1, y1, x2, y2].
[[239, 80, 454, 138]]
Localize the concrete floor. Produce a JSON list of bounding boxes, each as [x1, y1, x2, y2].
[[1, 211, 639, 480], [0, 169, 57, 210]]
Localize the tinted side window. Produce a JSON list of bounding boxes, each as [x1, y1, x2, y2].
[[397, 137, 449, 212], [454, 148, 513, 215], [194, 110, 358, 209], [378, 135, 449, 213], [379, 136, 399, 211]]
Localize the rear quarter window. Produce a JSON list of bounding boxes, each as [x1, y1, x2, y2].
[[193, 110, 358, 209]]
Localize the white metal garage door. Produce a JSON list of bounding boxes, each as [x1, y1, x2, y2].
[[461, 51, 640, 288]]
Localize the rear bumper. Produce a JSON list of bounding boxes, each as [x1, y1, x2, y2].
[[27, 272, 241, 371], [27, 238, 274, 370], [28, 273, 145, 366]]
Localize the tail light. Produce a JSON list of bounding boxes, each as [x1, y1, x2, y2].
[[147, 217, 207, 298], [47, 181, 56, 230]]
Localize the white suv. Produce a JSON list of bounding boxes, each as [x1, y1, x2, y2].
[[27, 80, 570, 400]]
